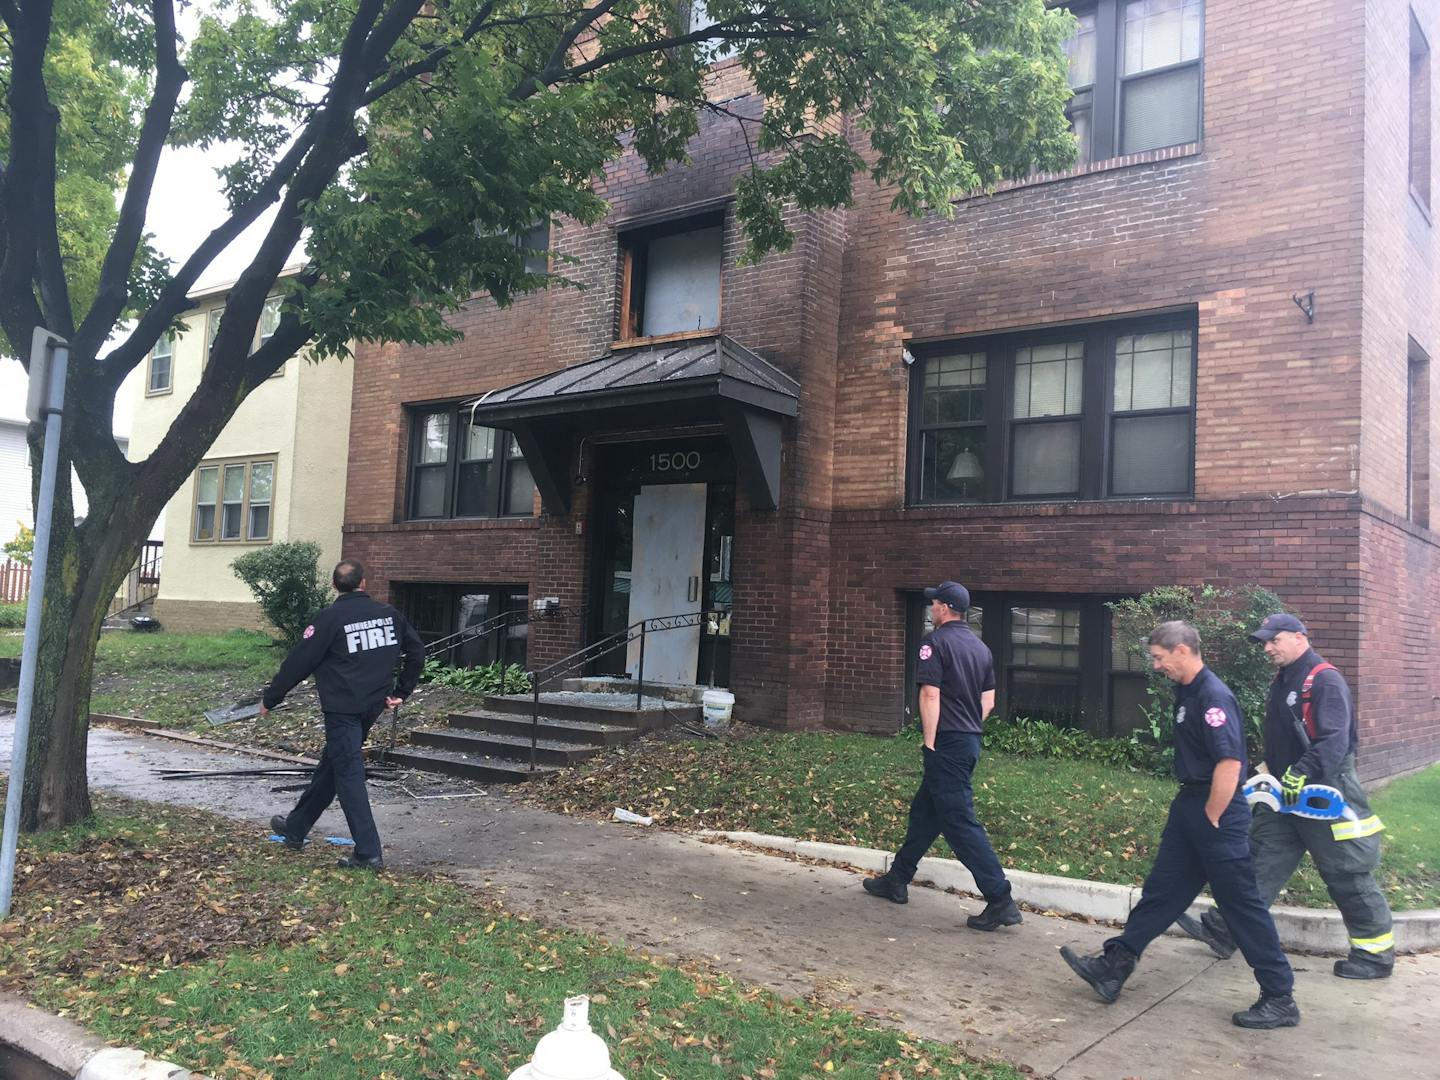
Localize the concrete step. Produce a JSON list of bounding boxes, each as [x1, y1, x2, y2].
[[379, 745, 561, 784], [447, 710, 640, 746], [410, 726, 604, 767], [482, 691, 700, 730], [559, 676, 711, 705]]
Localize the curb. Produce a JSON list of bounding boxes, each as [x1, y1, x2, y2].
[[705, 830, 1440, 955], [0, 993, 201, 1078]]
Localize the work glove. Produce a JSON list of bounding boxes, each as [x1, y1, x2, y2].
[[1280, 767, 1307, 807]]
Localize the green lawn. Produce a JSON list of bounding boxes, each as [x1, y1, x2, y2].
[[0, 628, 477, 755], [0, 794, 1022, 1080], [525, 728, 1440, 911], [0, 628, 281, 727]]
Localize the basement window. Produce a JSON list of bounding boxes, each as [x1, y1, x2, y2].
[[618, 211, 724, 340]]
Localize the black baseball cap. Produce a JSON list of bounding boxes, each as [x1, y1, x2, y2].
[[1249, 613, 1308, 642], [924, 580, 971, 611]]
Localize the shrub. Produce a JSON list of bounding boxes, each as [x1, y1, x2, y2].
[[231, 541, 333, 647], [1108, 584, 1287, 761], [983, 715, 1170, 776], [0, 601, 26, 628], [3, 522, 33, 566], [420, 657, 532, 695]]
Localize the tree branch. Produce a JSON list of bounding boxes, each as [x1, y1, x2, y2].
[[32, 93, 72, 335], [0, 0, 21, 36], [0, 0, 54, 356], [543, 22, 811, 93], [512, 0, 623, 100], [73, 0, 186, 359]]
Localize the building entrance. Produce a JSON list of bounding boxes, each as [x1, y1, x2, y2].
[[591, 436, 734, 686]]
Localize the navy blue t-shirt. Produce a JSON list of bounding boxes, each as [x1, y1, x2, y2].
[[915, 620, 995, 735], [1172, 666, 1248, 787]]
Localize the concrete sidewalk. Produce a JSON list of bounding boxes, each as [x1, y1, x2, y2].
[[3, 717, 1436, 1079]]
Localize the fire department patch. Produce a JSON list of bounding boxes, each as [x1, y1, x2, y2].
[[918, 644, 933, 660], [302, 624, 315, 639], [1205, 707, 1228, 727]]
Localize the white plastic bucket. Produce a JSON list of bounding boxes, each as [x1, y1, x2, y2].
[[701, 689, 734, 728]]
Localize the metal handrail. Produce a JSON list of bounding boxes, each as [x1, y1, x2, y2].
[[523, 607, 731, 771], [422, 605, 585, 661]]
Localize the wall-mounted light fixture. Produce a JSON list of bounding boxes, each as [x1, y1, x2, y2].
[[901, 347, 917, 367], [1292, 290, 1316, 324]]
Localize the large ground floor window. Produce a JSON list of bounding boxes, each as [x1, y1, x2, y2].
[[905, 591, 1148, 736], [396, 582, 529, 669]]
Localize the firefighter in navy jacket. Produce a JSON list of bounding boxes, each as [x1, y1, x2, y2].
[[1061, 620, 1299, 1030], [1179, 613, 1394, 979], [263, 559, 424, 870]]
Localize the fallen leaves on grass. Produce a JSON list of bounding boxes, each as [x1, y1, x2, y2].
[[0, 813, 336, 993]]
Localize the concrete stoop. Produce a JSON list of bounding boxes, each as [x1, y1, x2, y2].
[[0, 994, 200, 1079], [707, 830, 1440, 955]]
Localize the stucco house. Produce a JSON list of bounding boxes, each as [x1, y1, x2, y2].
[[127, 273, 353, 631]]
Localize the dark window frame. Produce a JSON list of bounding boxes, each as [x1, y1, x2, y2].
[[405, 403, 535, 521], [904, 590, 1146, 736], [908, 310, 1198, 506], [1061, 0, 1205, 163], [1411, 9, 1432, 212]]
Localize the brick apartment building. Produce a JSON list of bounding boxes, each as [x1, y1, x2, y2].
[[343, 0, 1440, 781]]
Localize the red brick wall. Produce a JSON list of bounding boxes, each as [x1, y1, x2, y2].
[[339, 0, 1440, 779]]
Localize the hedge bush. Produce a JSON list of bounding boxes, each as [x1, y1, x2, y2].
[[1108, 584, 1288, 762], [0, 601, 25, 628], [231, 541, 333, 647]]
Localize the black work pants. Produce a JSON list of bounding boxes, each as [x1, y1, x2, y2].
[[1115, 789, 1293, 997], [280, 705, 384, 861], [889, 731, 1012, 903]]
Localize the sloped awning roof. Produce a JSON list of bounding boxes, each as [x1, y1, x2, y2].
[[465, 335, 799, 512], [468, 334, 799, 419]]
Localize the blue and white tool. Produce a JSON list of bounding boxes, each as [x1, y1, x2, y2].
[[1243, 773, 1357, 822], [267, 834, 355, 846]]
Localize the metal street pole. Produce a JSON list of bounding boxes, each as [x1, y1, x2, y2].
[[0, 329, 69, 918]]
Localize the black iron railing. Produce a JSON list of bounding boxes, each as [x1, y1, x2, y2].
[[422, 605, 584, 664], [522, 608, 730, 772]]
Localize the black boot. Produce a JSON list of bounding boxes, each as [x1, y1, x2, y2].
[[861, 873, 908, 904], [270, 814, 304, 852], [1232, 993, 1301, 1029], [967, 893, 1023, 931], [336, 854, 385, 871], [1175, 909, 1236, 959], [1333, 949, 1394, 980], [1060, 943, 1136, 1003]]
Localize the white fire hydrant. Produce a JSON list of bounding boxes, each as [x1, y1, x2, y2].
[[506, 995, 625, 1080]]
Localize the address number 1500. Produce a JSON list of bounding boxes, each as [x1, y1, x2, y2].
[[650, 450, 702, 472]]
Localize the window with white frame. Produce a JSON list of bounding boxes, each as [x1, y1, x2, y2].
[[192, 458, 276, 543], [147, 333, 174, 395], [202, 297, 286, 374]]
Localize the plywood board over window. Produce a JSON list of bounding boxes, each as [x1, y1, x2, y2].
[[618, 210, 724, 341]]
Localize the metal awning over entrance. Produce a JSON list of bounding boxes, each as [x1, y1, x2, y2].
[[464, 334, 800, 512]]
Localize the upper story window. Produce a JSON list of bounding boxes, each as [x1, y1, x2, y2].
[[203, 296, 286, 376], [146, 333, 173, 395], [908, 311, 1196, 505], [619, 211, 723, 340], [192, 457, 274, 543], [513, 222, 552, 275], [684, 1, 742, 61], [1062, 0, 1204, 163], [407, 404, 535, 520], [1412, 10, 1432, 210]]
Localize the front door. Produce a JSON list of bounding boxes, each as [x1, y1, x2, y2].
[[625, 482, 707, 683]]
